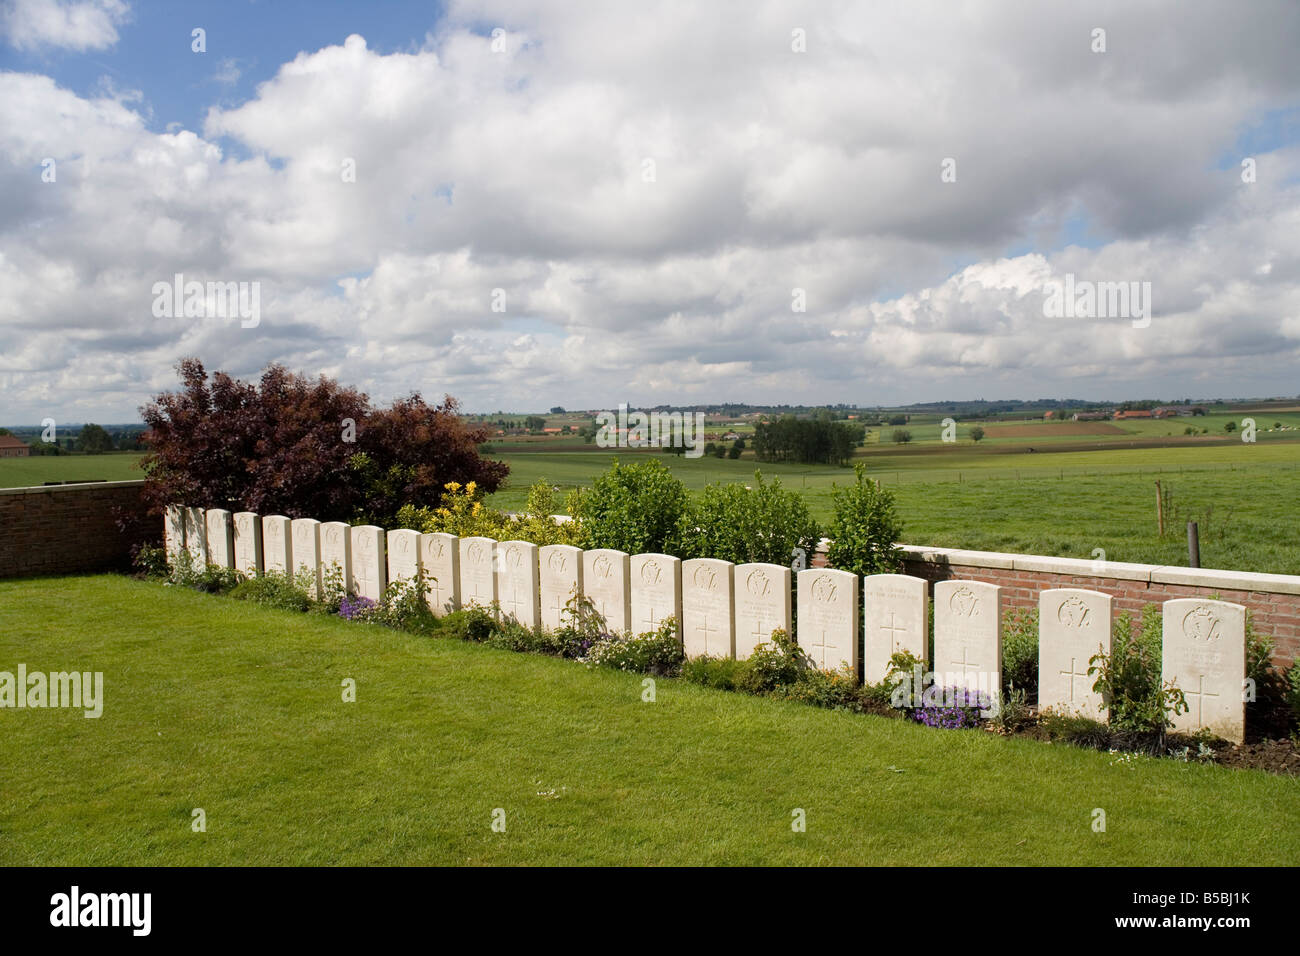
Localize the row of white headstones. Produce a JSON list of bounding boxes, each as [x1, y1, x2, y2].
[[166, 506, 1246, 742]]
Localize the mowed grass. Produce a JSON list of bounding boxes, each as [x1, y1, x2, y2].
[[0, 453, 144, 487], [1, 575, 1297, 866]]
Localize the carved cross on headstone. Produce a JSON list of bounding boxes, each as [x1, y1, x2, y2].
[[1184, 674, 1221, 726], [880, 610, 908, 654], [695, 613, 721, 655], [809, 629, 833, 668], [1059, 656, 1091, 704]]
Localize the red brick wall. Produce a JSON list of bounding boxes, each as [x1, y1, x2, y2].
[[0, 481, 156, 578]]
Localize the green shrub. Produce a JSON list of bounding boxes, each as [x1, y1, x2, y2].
[[990, 686, 1033, 735], [1240, 613, 1298, 738], [1039, 710, 1112, 750], [1002, 606, 1039, 699], [1089, 607, 1187, 737], [569, 459, 690, 555], [735, 629, 806, 694], [229, 570, 312, 612], [770, 665, 863, 711], [160, 548, 242, 594], [863, 649, 924, 712], [485, 618, 565, 655], [133, 544, 170, 580], [823, 463, 903, 576], [309, 562, 350, 615], [680, 471, 820, 566], [586, 618, 684, 675], [438, 606, 498, 643], [680, 655, 746, 691], [366, 572, 439, 635], [396, 479, 584, 547]]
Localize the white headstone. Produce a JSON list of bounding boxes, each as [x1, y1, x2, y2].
[[539, 545, 583, 631], [350, 525, 386, 601], [933, 580, 1002, 704], [164, 505, 186, 561], [1162, 598, 1246, 743], [292, 518, 322, 597], [458, 536, 498, 610], [233, 512, 263, 576], [582, 549, 631, 633], [262, 515, 293, 575], [387, 529, 421, 587], [319, 521, 351, 594], [797, 568, 859, 673], [497, 540, 541, 629], [863, 573, 929, 684], [631, 553, 682, 636], [682, 558, 735, 659], [420, 532, 459, 615], [204, 509, 234, 569], [733, 563, 792, 659], [184, 507, 206, 565], [1039, 588, 1112, 718]]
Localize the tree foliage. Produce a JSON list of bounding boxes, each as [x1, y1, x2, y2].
[[569, 458, 690, 555], [680, 472, 820, 566], [76, 423, 114, 454], [139, 358, 507, 526], [823, 463, 903, 576], [751, 415, 856, 466]]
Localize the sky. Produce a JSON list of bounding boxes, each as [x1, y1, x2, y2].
[[1, 0, 1299, 422]]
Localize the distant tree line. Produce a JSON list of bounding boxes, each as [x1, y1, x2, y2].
[[751, 415, 860, 466]]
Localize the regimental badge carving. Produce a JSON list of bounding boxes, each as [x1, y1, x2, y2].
[[467, 542, 485, 566], [548, 551, 568, 575], [640, 558, 663, 586], [811, 574, 837, 603], [593, 555, 612, 580], [949, 585, 979, 617], [693, 565, 717, 591], [1182, 605, 1221, 642], [1057, 596, 1091, 628], [746, 569, 771, 597]]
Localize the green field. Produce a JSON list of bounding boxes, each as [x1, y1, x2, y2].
[[2, 575, 1297, 866], [0, 453, 145, 486], [5, 437, 1297, 574], [487, 443, 1300, 573]]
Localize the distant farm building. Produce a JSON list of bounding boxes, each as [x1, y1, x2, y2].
[[1113, 409, 1153, 420], [1072, 412, 1109, 421], [0, 434, 31, 457]]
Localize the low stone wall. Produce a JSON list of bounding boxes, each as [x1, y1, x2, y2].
[[894, 545, 1300, 668], [0, 481, 156, 578]]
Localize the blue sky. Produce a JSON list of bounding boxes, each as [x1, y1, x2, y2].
[[2, 0, 1300, 421]]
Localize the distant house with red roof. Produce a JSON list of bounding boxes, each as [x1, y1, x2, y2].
[[0, 433, 31, 457], [1113, 409, 1153, 420]]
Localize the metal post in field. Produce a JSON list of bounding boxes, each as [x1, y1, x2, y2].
[[1187, 521, 1200, 568]]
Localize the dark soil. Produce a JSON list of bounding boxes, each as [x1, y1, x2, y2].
[[1211, 737, 1300, 775]]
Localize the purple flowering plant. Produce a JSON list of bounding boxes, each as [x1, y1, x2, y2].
[[909, 685, 991, 730], [338, 595, 377, 621]]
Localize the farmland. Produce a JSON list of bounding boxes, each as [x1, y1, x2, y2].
[[3, 419, 1298, 574]]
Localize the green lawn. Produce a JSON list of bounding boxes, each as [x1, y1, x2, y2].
[[0, 453, 144, 486], [1, 575, 1296, 866]]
